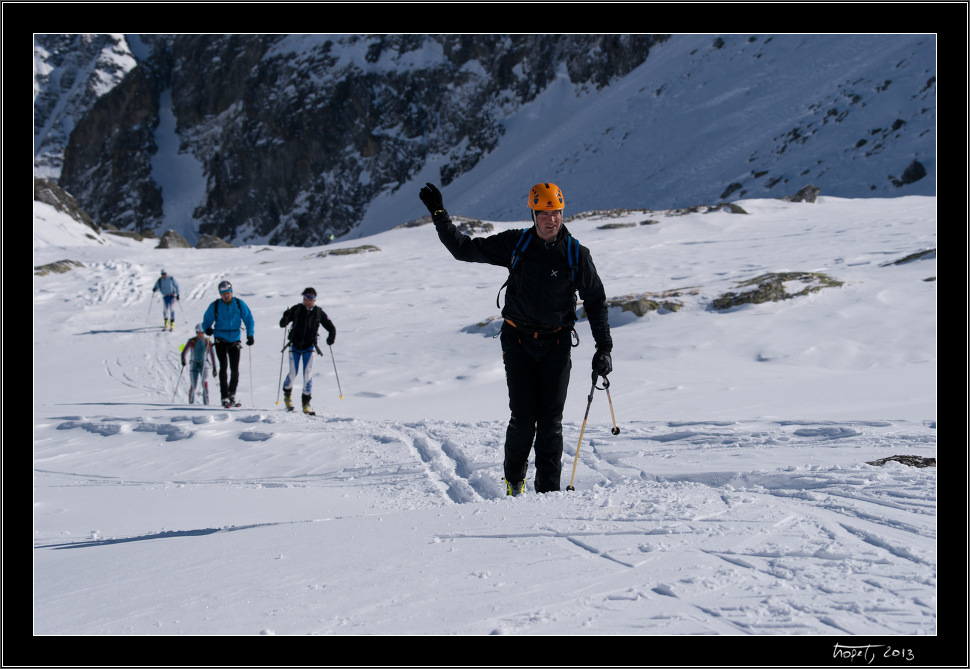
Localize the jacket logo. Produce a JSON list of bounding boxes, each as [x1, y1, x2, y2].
[[551, 269, 558, 277]]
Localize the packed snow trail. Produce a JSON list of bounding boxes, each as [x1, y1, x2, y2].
[[35, 407, 935, 635]]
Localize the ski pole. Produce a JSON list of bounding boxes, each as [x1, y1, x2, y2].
[[329, 345, 344, 399], [172, 364, 185, 403], [276, 328, 289, 405], [566, 370, 599, 491], [249, 344, 254, 406], [600, 376, 621, 435], [147, 292, 156, 323]]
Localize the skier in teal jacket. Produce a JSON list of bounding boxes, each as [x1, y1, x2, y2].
[[201, 280, 255, 407], [181, 324, 216, 404]]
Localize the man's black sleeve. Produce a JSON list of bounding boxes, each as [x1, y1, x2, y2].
[[433, 211, 512, 267], [577, 252, 613, 352]]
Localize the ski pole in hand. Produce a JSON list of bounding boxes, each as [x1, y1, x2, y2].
[[147, 292, 156, 323], [599, 376, 620, 435], [566, 370, 599, 491], [276, 327, 289, 405], [329, 345, 344, 399]]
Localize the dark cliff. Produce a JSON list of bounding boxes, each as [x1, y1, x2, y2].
[[60, 34, 665, 246]]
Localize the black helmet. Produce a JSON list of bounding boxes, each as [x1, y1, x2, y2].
[[302, 287, 317, 299], [218, 280, 232, 294]]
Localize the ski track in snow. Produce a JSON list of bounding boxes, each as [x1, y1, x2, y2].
[[37, 411, 935, 499], [35, 410, 936, 635]]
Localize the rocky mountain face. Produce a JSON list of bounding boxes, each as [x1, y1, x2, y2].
[[54, 34, 664, 246], [33, 34, 140, 179], [38, 33, 936, 248]]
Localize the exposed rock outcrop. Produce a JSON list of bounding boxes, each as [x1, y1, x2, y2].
[[197, 234, 234, 249], [34, 177, 100, 235], [712, 272, 844, 311], [34, 259, 84, 276], [156, 230, 192, 249], [866, 455, 936, 468]]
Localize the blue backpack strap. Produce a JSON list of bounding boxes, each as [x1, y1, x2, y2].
[[497, 228, 532, 308], [509, 228, 532, 270], [566, 235, 579, 282]]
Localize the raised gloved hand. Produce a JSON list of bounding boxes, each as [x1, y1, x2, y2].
[[246, 335, 254, 346], [419, 182, 444, 215], [592, 349, 612, 377]]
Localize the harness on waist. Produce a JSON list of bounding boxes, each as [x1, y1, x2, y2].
[[503, 319, 580, 347]]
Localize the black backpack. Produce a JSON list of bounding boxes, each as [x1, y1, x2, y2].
[[286, 305, 325, 350], [496, 228, 580, 308]]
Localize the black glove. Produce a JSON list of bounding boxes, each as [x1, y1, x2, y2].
[[247, 335, 254, 346], [419, 182, 443, 215], [205, 328, 213, 336], [182, 360, 186, 367], [176, 295, 180, 301], [326, 333, 335, 346], [593, 349, 613, 377], [213, 368, 217, 377]]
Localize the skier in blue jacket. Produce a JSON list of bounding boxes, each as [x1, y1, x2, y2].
[[201, 280, 255, 407], [152, 269, 180, 331]]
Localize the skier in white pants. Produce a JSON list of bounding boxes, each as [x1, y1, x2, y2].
[[279, 287, 336, 414]]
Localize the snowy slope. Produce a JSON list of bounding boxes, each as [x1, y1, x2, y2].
[[354, 34, 936, 237], [30, 191, 941, 649]]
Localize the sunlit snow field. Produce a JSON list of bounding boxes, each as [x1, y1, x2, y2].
[[33, 194, 937, 649]]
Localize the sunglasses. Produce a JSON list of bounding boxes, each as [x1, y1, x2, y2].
[[303, 294, 316, 300]]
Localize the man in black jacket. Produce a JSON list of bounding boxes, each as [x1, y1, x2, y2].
[[419, 182, 613, 495], [279, 287, 337, 414]]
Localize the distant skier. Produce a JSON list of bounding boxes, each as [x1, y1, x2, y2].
[[419, 181, 613, 496], [181, 323, 216, 404], [201, 280, 255, 407], [152, 269, 180, 331], [279, 287, 336, 414]]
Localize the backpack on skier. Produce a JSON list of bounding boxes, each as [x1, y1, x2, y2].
[[496, 227, 580, 308]]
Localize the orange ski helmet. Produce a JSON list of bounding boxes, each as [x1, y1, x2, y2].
[[528, 183, 564, 211]]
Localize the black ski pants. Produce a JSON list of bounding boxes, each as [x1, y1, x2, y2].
[[214, 339, 242, 399], [500, 326, 572, 493]]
